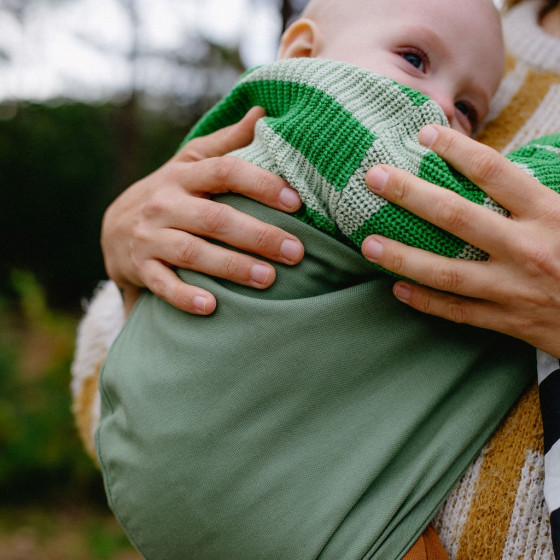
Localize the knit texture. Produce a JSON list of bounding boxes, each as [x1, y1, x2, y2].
[[97, 205, 535, 560], [184, 58, 560, 268], [183, 58, 560, 558]]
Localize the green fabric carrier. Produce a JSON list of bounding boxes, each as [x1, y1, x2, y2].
[[97, 59, 559, 560]]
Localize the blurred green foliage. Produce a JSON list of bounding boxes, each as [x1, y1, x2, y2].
[[0, 270, 104, 505], [0, 96, 205, 552], [0, 1, 285, 550], [0, 94, 218, 554], [0, 505, 140, 558], [0, 100, 196, 311]]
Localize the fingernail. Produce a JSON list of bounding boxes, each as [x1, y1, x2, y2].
[[279, 187, 301, 209], [394, 283, 411, 303], [193, 295, 208, 314], [363, 239, 383, 262], [419, 125, 439, 148], [366, 167, 389, 194], [280, 239, 303, 262], [251, 263, 271, 285]]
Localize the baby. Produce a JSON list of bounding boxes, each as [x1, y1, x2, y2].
[[281, 0, 503, 137], [90, 1, 560, 559]]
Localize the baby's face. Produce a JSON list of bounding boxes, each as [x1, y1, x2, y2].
[[314, 0, 504, 135]]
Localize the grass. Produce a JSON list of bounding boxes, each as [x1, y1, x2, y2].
[[0, 271, 141, 558], [0, 505, 141, 560]]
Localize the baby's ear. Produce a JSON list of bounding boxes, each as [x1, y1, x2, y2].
[[278, 18, 324, 59]]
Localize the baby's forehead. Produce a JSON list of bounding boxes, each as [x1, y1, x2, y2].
[[303, 0, 504, 66]]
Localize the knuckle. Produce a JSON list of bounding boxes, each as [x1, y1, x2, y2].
[[176, 238, 201, 267], [170, 283, 191, 310], [467, 149, 505, 185], [223, 253, 242, 277], [527, 243, 556, 276], [433, 263, 462, 293], [503, 308, 538, 342], [391, 174, 412, 203], [516, 235, 558, 277], [253, 172, 270, 199], [198, 203, 231, 235], [148, 276, 167, 300], [435, 196, 469, 232], [447, 301, 469, 324], [130, 220, 150, 245], [426, 127, 460, 161], [416, 294, 433, 316], [179, 138, 205, 162], [141, 193, 168, 220], [254, 225, 276, 251], [386, 250, 405, 275], [214, 156, 241, 186]]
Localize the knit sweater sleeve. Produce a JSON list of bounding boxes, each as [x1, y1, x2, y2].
[[507, 137, 560, 554]]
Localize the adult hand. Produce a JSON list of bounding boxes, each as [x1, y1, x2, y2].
[[101, 107, 304, 316], [362, 124, 560, 357]]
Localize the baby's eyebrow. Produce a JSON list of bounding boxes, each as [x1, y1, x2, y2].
[[399, 25, 451, 58]]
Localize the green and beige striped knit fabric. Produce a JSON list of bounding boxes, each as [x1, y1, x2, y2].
[[184, 57, 560, 266]]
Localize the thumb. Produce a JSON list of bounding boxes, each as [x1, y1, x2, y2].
[[178, 106, 265, 162]]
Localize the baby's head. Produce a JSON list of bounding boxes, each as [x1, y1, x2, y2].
[[278, 0, 504, 135]]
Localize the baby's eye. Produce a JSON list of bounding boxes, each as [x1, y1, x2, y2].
[[400, 50, 426, 72], [455, 101, 479, 132]]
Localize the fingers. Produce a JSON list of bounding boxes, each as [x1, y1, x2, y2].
[[174, 155, 301, 213], [141, 260, 217, 315], [362, 232, 560, 353], [362, 235, 502, 300], [101, 106, 304, 314], [390, 275, 560, 355], [391, 280, 511, 334], [143, 227, 286, 289], [366, 165, 513, 257], [178, 106, 266, 162], [362, 234, 519, 336], [173, 106, 302, 213], [417, 125, 553, 217], [358, 125, 560, 356], [139, 194, 304, 266]]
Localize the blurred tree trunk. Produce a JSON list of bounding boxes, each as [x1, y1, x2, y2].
[[281, 0, 295, 31], [111, 0, 142, 195], [111, 96, 142, 195]]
